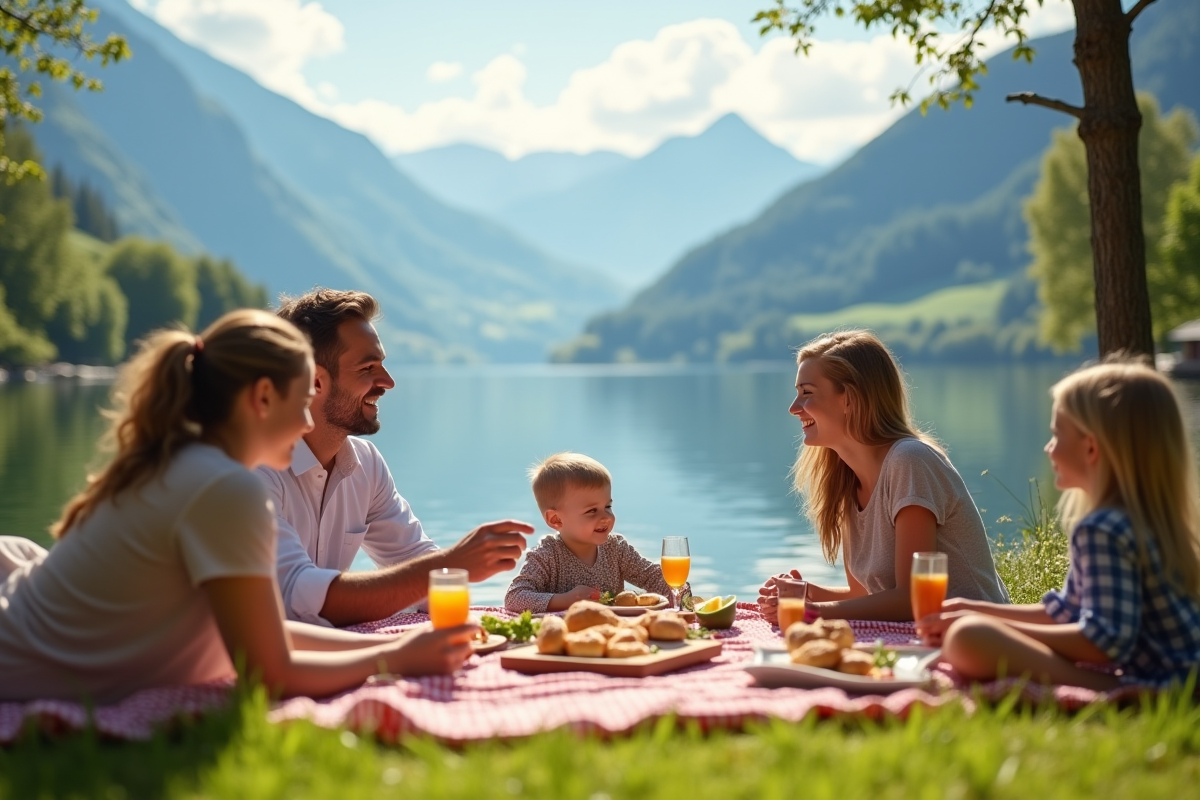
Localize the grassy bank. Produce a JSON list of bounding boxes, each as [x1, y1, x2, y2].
[[5, 509, 1198, 800]]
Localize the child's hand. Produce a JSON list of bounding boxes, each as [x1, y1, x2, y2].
[[566, 585, 601, 604]]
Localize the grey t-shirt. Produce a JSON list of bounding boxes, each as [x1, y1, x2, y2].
[[845, 438, 1009, 603]]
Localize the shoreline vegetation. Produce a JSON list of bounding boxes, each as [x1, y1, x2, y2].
[[9, 502, 1198, 800]]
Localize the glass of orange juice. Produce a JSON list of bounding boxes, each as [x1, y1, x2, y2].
[[776, 577, 808, 633], [660, 537, 691, 610], [428, 568, 470, 629], [911, 552, 948, 625]]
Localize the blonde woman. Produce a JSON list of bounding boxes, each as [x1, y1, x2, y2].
[[0, 310, 475, 703], [758, 330, 1008, 623], [918, 362, 1200, 689]]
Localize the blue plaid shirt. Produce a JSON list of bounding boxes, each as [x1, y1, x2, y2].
[[1044, 508, 1200, 687]]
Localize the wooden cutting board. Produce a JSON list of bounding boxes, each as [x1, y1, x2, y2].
[[500, 638, 723, 677]]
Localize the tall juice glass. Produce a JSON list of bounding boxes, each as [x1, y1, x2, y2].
[[911, 552, 949, 623], [429, 568, 470, 629], [776, 577, 808, 633], [660, 537, 691, 610]]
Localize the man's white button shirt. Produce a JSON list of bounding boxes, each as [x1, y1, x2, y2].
[[258, 437, 437, 626]]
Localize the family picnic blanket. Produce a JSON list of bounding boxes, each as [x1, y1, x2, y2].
[[0, 605, 1144, 744]]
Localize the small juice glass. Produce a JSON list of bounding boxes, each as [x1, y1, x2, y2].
[[776, 577, 808, 633], [661, 537, 691, 609], [910, 552, 949, 623], [429, 568, 470, 629]]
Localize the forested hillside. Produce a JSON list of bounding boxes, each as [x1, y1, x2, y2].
[[560, 0, 1199, 363]]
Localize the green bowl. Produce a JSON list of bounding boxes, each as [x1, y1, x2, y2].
[[695, 595, 737, 629]]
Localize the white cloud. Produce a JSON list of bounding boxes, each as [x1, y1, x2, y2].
[[149, 0, 344, 108], [139, 0, 1076, 163], [426, 61, 464, 83]]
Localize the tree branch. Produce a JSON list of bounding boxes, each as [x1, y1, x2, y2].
[[1006, 92, 1084, 118], [1125, 0, 1158, 24]]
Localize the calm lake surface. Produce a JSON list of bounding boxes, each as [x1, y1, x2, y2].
[[4, 363, 1198, 605]]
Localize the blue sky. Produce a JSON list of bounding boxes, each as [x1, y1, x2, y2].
[[128, 0, 1075, 163]]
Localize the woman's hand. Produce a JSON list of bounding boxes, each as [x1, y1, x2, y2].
[[385, 623, 478, 677], [913, 610, 977, 647], [757, 570, 802, 624]]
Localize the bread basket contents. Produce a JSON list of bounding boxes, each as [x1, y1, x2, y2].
[[599, 591, 665, 608], [783, 618, 898, 677], [534, 600, 702, 658]]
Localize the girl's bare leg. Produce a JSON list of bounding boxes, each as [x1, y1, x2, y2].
[[943, 616, 1121, 691]]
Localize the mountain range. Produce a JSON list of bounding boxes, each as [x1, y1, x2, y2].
[[396, 115, 822, 288], [559, 0, 1200, 363], [27, 0, 620, 363]]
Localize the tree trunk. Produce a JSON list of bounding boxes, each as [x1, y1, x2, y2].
[[1072, 0, 1155, 357]]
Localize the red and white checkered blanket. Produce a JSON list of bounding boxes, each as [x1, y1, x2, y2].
[[0, 605, 1144, 743]]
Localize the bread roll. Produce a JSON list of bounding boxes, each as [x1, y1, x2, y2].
[[535, 615, 566, 655], [784, 621, 825, 653], [614, 591, 638, 607], [564, 601, 619, 632], [606, 638, 652, 659], [617, 617, 650, 643], [589, 624, 619, 641], [836, 649, 874, 675], [648, 613, 688, 642], [817, 618, 855, 649], [637, 593, 663, 607], [564, 629, 607, 658], [789, 638, 842, 669]]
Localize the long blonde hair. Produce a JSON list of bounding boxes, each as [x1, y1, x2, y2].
[[791, 330, 938, 562], [1052, 361, 1200, 594], [52, 309, 312, 537]]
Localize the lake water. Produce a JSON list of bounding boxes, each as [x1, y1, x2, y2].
[[3, 363, 1198, 606]]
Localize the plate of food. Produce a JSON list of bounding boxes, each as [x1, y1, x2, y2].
[[501, 600, 721, 677], [470, 633, 509, 655], [743, 618, 940, 692], [600, 590, 669, 615]]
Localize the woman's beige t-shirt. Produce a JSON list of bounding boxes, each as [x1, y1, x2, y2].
[[0, 444, 276, 703], [844, 438, 1010, 604]]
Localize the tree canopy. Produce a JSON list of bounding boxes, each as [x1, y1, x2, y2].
[[758, 0, 1168, 357], [1158, 153, 1200, 338], [0, 1, 129, 183], [1027, 95, 1197, 350]]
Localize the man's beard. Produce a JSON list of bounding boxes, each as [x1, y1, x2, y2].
[[323, 380, 381, 436]]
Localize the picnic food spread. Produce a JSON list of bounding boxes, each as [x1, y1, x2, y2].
[[600, 591, 665, 607], [784, 618, 898, 678], [537, 600, 690, 659]]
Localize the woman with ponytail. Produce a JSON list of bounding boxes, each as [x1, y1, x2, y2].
[[758, 330, 1008, 623], [0, 310, 475, 703]]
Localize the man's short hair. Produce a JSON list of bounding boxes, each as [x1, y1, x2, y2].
[[276, 289, 380, 377], [528, 452, 611, 511]]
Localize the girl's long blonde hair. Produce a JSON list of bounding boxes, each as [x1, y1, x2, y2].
[[791, 330, 939, 563], [1052, 361, 1200, 594], [52, 309, 312, 538]]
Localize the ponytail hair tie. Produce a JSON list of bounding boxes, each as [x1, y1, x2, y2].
[[193, 335, 204, 356]]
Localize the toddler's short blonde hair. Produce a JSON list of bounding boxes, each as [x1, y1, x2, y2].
[[529, 452, 611, 511]]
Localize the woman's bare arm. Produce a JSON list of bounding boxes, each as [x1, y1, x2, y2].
[[203, 576, 475, 697]]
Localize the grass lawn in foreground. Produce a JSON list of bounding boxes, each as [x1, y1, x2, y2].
[[3, 690, 1199, 800]]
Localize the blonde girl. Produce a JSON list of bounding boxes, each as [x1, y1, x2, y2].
[[918, 361, 1200, 689], [758, 330, 1008, 622], [0, 310, 475, 703]]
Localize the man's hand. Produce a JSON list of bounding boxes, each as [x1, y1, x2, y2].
[[446, 519, 535, 581]]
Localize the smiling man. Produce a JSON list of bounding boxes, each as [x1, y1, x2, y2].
[[259, 289, 534, 627]]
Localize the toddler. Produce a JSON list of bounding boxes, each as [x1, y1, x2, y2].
[[505, 452, 672, 613], [917, 361, 1200, 689]]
